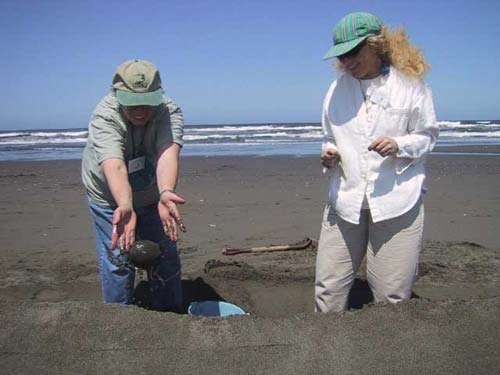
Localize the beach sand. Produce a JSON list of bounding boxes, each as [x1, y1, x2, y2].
[[1, 150, 499, 374]]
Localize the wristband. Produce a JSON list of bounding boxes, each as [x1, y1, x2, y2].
[[159, 188, 175, 199]]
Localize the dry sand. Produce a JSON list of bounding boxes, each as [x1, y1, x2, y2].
[[0, 149, 499, 374]]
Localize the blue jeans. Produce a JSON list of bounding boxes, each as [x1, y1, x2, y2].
[[87, 196, 182, 312]]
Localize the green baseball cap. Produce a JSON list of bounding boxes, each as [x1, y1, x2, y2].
[[112, 60, 163, 106], [323, 12, 383, 60]]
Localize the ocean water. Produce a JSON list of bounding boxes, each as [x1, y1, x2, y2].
[[0, 120, 499, 161]]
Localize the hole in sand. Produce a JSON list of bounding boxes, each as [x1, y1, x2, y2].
[[133, 241, 500, 317], [197, 260, 418, 317]]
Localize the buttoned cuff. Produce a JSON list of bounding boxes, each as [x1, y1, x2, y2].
[[394, 136, 412, 158], [322, 142, 337, 152], [393, 137, 416, 174]]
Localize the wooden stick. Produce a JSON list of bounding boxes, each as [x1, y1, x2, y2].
[[222, 238, 312, 256]]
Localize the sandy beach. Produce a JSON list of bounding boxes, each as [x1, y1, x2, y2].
[[1, 149, 499, 374]]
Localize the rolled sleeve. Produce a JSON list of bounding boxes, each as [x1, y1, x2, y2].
[[321, 84, 338, 153], [164, 97, 184, 147], [89, 113, 126, 164], [393, 83, 439, 160]]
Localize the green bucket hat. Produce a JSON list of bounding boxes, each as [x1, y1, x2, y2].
[[323, 12, 383, 60], [112, 60, 164, 106]]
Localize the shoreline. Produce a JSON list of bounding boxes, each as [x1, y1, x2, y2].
[[1, 144, 500, 164]]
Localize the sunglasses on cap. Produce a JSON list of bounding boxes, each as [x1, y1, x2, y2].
[[338, 40, 367, 59]]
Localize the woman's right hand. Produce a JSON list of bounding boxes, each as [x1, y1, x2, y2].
[[158, 191, 186, 242], [321, 148, 340, 169], [111, 205, 137, 251]]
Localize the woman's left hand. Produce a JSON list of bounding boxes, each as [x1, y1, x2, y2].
[[368, 136, 399, 157]]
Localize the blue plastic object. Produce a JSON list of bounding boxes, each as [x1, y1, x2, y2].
[[188, 301, 246, 317]]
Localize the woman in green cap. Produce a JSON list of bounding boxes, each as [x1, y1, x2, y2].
[[82, 60, 186, 311], [315, 12, 439, 313]]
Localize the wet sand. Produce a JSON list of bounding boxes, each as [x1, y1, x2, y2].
[[0, 150, 499, 373]]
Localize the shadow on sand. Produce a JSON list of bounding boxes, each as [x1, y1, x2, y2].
[[134, 276, 419, 315], [348, 278, 419, 310], [133, 277, 225, 314]]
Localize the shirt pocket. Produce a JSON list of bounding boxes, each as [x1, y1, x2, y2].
[[384, 107, 411, 136]]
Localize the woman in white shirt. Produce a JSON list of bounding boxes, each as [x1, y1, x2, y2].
[[315, 12, 439, 313]]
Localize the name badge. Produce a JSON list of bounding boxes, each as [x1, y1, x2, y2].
[[128, 156, 145, 174]]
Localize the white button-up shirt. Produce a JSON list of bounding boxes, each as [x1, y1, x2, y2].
[[322, 67, 439, 224]]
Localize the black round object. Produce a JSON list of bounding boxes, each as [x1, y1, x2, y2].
[[129, 240, 161, 269]]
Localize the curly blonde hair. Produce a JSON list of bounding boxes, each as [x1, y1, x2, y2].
[[337, 26, 429, 78]]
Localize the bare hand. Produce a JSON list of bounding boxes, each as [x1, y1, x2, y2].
[[368, 136, 399, 157], [158, 191, 186, 241], [111, 206, 137, 251], [321, 148, 340, 169]]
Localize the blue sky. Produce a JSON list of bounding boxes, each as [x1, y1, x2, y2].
[[1, 0, 498, 130]]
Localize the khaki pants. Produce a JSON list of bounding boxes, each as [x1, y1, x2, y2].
[[315, 200, 424, 313]]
